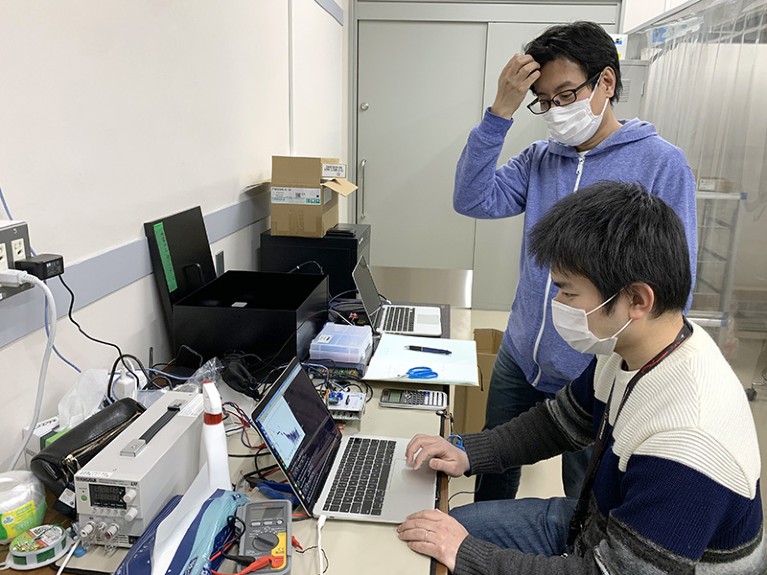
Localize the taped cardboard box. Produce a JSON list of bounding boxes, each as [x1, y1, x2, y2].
[[453, 328, 503, 435], [271, 156, 357, 238]]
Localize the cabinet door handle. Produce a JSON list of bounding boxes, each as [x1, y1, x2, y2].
[[358, 158, 367, 221]]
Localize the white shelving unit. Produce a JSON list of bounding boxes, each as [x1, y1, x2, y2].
[[689, 190, 746, 348]]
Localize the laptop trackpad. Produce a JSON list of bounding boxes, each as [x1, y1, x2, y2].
[[383, 458, 438, 521], [417, 313, 440, 325]]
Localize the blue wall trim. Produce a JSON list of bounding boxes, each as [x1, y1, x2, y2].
[[315, 0, 344, 25], [0, 188, 270, 350]]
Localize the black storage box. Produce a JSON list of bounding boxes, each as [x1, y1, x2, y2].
[[173, 270, 328, 364], [259, 224, 371, 298]]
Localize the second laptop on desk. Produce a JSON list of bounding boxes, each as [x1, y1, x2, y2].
[[251, 358, 437, 523], [352, 256, 442, 337]]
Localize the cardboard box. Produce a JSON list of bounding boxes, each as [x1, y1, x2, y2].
[[698, 177, 734, 193], [453, 329, 503, 435], [271, 156, 357, 238], [23, 416, 61, 468]]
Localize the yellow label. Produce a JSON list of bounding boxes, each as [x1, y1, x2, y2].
[[0, 500, 44, 541], [271, 532, 288, 569]]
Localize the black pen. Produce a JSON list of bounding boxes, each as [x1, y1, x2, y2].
[[404, 345, 452, 355]]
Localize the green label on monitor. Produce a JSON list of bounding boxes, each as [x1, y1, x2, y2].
[[153, 222, 178, 293]]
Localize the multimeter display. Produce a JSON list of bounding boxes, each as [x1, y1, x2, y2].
[[236, 500, 292, 575]]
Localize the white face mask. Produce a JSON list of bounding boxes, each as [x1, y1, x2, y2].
[[542, 77, 609, 147], [551, 294, 632, 356]]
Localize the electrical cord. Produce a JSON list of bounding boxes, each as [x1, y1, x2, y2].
[[316, 515, 327, 575], [107, 353, 151, 402], [3, 271, 56, 471], [1, 184, 81, 373], [44, 298, 82, 373], [295, 545, 328, 573], [288, 260, 324, 274], [55, 533, 80, 575], [58, 275, 129, 360]]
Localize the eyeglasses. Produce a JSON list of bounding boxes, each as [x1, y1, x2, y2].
[[526, 72, 602, 115]]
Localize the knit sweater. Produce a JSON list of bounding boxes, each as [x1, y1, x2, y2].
[[456, 321, 765, 575], [453, 110, 698, 393]]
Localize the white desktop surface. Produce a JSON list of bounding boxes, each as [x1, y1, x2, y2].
[[229, 382, 442, 575]]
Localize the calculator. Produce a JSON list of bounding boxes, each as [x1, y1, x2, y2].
[[380, 388, 448, 410]]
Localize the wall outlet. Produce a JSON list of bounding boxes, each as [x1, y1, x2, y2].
[[0, 221, 32, 302], [11, 238, 26, 261]]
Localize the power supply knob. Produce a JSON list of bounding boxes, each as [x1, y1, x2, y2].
[[124, 507, 138, 522], [80, 522, 95, 539], [123, 489, 137, 504]]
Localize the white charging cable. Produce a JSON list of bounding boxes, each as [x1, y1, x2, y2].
[[316, 515, 327, 575], [1, 270, 57, 471]]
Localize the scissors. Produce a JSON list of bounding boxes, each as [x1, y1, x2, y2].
[[401, 366, 438, 379]]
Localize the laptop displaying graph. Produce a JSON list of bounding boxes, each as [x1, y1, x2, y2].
[[251, 358, 437, 523], [352, 257, 442, 337]]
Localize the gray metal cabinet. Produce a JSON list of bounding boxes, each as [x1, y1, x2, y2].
[[352, 1, 623, 308]]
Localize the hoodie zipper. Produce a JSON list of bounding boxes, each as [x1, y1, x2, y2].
[[573, 153, 586, 193], [531, 153, 587, 387]]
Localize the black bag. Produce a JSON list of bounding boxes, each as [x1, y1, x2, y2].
[[30, 398, 145, 515]]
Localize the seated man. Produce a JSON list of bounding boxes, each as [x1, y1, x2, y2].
[[397, 181, 764, 574]]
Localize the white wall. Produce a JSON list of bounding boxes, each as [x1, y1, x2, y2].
[[0, 0, 346, 468]]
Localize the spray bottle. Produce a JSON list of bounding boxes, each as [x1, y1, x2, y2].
[[201, 380, 231, 491]]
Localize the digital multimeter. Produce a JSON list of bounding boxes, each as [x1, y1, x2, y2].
[[235, 500, 292, 575], [380, 388, 448, 410]]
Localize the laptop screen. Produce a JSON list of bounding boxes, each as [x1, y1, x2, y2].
[[252, 359, 341, 514], [352, 256, 382, 325]]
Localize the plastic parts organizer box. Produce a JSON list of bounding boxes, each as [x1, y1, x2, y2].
[[309, 323, 373, 364]]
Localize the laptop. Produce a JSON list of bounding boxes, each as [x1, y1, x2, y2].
[[251, 358, 438, 523], [352, 256, 442, 337]]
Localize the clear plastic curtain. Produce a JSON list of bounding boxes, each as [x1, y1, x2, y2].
[[629, 0, 767, 348], [633, 0, 767, 214]]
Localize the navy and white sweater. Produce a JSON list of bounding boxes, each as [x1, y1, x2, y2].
[[457, 322, 765, 574]]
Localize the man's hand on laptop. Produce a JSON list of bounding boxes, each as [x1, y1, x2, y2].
[[406, 434, 469, 476]]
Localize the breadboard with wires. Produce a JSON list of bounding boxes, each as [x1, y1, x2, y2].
[[326, 391, 366, 421]]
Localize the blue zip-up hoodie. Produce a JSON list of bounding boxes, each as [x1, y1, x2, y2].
[[454, 109, 698, 394]]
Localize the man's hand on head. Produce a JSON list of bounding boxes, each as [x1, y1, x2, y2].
[[491, 53, 541, 119]]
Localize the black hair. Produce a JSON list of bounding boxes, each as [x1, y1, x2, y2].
[[525, 21, 622, 102], [528, 181, 691, 317]]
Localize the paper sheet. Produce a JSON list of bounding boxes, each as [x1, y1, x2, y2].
[[363, 334, 478, 386], [151, 464, 216, 575]]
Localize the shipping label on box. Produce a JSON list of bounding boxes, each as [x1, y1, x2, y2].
[[321, 163, 346, 179], [271, 186, 330, 205], [698, 177, 734, 193]]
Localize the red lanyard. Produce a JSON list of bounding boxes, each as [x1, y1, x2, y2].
[[566, 319, 693, 547]]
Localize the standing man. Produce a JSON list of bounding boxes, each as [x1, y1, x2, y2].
[[453, 21, 698, 500]]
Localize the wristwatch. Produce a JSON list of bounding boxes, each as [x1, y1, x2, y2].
[[447, 434, 465, 452]]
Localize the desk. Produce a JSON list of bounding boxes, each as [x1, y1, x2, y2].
[[16, 307, 454, 575], [249, 381, 447, 575]]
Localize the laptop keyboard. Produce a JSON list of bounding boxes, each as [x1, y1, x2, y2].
[[382, 306, 415, 332], [322, 437, 396, 516]]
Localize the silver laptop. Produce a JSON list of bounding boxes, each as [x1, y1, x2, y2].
[[251, 358, 438, 523], [352, 256, 442, 337]]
